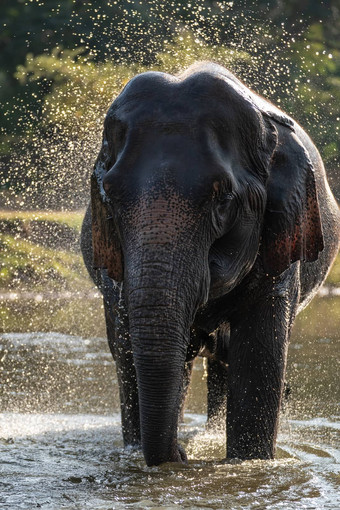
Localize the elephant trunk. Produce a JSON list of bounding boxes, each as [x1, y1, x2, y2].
[[126, 254, 204, 466], [119, 191, 210, 465], [131, 315, 187, 465]]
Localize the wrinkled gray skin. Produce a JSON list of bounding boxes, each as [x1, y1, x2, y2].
[[81, 63, 340, 466]]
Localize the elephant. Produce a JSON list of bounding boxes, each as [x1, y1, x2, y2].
[[81, 62, 340, 466]]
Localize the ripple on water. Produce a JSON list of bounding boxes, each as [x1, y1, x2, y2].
[[0, 411, 339, 509], [0, 332, 339, 509]]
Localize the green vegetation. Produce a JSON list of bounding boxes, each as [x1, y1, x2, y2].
[[0, 2, 339, 335], [0, 297, 105, 337], [323, 251, 340, 287], [0, 234, 90, 292], [0, 210, 84, 229], [0, 210, 91, 293], [294, 295, 340, 339], [0, 209, 104, 336], [1, 1, 340, 208]]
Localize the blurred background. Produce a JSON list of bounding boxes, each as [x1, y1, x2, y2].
[[0, 0, 339, 333], [1, 0, 340, 208]]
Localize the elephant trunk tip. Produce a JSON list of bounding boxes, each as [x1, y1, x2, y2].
[[143, 441, 188, 467]]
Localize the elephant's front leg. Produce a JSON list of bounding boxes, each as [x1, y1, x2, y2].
[[227, 276, 299, 459], [105, 302, 141, 447]]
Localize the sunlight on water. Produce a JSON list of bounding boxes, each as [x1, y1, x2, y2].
[[0, 406, 340, 509], [0, 412, 121, 440], [1, 331, 339, 509], [0, 409, 338, 509]]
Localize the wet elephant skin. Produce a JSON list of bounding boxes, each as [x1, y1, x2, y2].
[[81, 62, 340, 466]]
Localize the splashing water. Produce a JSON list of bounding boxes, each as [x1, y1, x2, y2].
[[0, 330, 339, 509], [1, 1, 339, 209], [0, 2, 339, 508]]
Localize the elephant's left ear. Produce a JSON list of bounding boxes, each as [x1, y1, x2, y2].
[[91, 142, 123, 281], [261, 126, 324, 276]]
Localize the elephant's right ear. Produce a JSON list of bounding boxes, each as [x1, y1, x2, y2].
[[91, 142, 123, 281]]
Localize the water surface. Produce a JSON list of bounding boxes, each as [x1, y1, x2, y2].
[[0, 302, 339, 509]]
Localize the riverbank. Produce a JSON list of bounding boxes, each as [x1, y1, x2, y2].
[[0, 210, 102, 336], [0, 210, 91, 293]]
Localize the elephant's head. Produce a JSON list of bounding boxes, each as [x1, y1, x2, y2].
[[91, 64, 323, 466]]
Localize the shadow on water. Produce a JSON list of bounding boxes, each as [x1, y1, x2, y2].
[[0, 295, 339, 509]]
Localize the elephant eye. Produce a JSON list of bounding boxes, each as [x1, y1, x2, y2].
[[221, 192, 234, 203], [212, 180, 234, 203]]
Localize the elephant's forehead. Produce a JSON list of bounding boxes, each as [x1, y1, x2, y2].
[[110, 70, 251, 123]]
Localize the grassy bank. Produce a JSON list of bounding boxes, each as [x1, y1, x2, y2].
[[0, 209, 104, 336], [0, 210, 90, 293], [0, 210, 84, 229]]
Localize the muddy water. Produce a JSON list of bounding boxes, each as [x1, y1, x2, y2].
[[0, 303, 339, 509]]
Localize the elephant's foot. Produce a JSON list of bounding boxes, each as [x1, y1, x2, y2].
[[159, 443, 188, 466], [175, 443, 188, 464], [122, 429, 142, 448]]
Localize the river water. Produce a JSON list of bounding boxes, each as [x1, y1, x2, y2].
[[0, 300, 339, 509]]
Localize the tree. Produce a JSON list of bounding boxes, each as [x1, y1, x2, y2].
[[1, 0, 339, 207]]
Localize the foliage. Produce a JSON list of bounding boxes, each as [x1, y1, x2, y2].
[[13, 32, 250, 138], [0, 209, 103, 336], [324, 251, 340, 287], [155, 32, 251, 73], [0, 208, 92, 293], [0, 297, 105, 337], [15, 47, 140, 137], [1, 0, 340, 206], [280, 23, 340, 191], [0, 209, 84, 230], [0, 233, 91, 291]]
